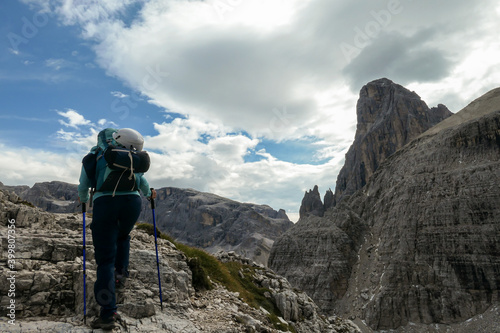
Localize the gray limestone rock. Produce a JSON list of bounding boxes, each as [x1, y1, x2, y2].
[[332, 78, 452, 206], [323, 188, 334, 211], [1, 181, 80, 213], [269, 84, 500, 331], [138, 187, 293, 267], [0, 188, 357, 332], [3, 182, 292, 268], [299, 185, 325, 218]]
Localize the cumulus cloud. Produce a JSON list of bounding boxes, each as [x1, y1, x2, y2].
[[339, 0, 497, 89], [21, 0, 495, 137], [44, 0, 495, 139], [7, 0, 500, 218], [51, 111, 327, 216], [57, 109, 118, 132], [54, 110, 119, 154], [0, 143, 82, 185], [342, 30, 456, 90], [140, 115, 340, 217], [43, 0, 344, 141], [57, 109, 91, 128]]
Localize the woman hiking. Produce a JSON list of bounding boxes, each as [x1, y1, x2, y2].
[[78, 128, 156, 330]]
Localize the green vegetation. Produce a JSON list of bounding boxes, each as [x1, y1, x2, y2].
[[224, 262, 296, 333], [19, 200, 36, 208], [187, 257, 212, 291], [136, 223, 217, 290], [135, 222, 296, 332]]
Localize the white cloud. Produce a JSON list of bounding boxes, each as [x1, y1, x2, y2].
[[56, 0, 351, 141], [139, 115, 340, 217], [0, 143, 82, 186], [19, 0, 52, 13], [7, 0, 500, 219], [45, 58, 74, 71], [207, 135, 259, 163], [52, 0, 135, 27], [97, 118, 118, 127], [34, 0, 500, 140], [55, 128, 97, 149], [54, 111, 121, 151], [24, 0, 500, 131], [57, 109, 91, 128], [110, 91, 128, 98]]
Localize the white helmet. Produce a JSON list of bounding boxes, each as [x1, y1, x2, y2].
[[112, 128, 144, 151]]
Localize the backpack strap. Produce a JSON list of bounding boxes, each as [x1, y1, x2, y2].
[[128, 150, 134, 180]]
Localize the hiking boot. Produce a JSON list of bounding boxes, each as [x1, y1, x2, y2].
[[90, 312, 121, 330], [115, 272, 128, 291]]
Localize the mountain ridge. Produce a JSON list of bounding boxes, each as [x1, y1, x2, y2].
[[421, 86, 500, 137], [139, 186, 292, 266], [269, 80, 500, 331], [0, 181, 292, 266]]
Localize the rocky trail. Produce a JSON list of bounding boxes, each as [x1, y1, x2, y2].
[[0, 189, 359, 332]]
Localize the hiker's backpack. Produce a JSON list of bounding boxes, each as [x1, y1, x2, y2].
[[82, 128, 150, 199]]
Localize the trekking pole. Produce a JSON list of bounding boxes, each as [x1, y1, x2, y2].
[[150, 188, 164, 310], [82, 202, 87, 324]]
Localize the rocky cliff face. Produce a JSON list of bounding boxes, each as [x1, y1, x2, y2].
[[0, 181, 79, 213], [0, 189, 359, 332], [139, 187, 293, 267], [299, 185, 325, 218], [269, 84, 500, 331], [331, 78, 452, 207]]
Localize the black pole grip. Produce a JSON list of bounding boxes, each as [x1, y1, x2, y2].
[[82, 202, 86, 213], [150, 188, 155, 209]]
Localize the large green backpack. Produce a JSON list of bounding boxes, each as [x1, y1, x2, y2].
[[82, 128, 150, 199]]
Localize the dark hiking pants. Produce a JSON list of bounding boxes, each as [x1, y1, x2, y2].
[[91, 194, 142, 319]]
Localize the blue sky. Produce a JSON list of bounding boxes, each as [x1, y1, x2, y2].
[[0, 1, 161, 149], [1, 0, 499, 221]]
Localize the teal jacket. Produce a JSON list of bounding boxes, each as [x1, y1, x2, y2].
[[77, 164, 152, 203], [78, 127, 152, 203]]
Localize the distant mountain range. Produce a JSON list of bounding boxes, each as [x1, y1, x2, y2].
[[138, 187, 292, 266], [0, 181, 292, 266], [0, 181, 80, 213]]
